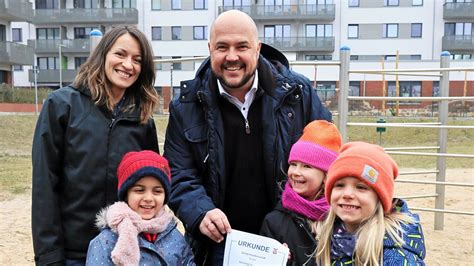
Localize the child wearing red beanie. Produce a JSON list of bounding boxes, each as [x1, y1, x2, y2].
[[260, 120, 342, 265], [86, 150, 195, 265], [315, 141, 425, 265]]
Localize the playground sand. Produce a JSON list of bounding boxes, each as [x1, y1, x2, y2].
[[0, 168, 472, 265]]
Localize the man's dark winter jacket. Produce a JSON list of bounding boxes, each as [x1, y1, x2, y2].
[[31, 86, 159, 265], [163, 44, 331, 262], [260, 201, 317, 266]]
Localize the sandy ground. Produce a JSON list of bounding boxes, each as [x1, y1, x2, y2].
[[0, 168, 472, 265]]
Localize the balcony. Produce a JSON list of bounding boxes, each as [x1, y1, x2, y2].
[[28, 39, 90, 54], [219, 4, 335, 21], [28, 69, 77, 83], [261, 36, 334, 52], [442, 35, 474, 52], [443, 2, 474, 20], [32, 8, 138, 24], [0, 41, 34, 65], [0, 0, 33, 22]]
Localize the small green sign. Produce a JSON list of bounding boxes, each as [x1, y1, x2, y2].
[[376, 118, 386, 133]]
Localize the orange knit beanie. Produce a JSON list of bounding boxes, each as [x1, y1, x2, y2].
[[288, 120, 342, 172], [325, 141, 398, 213]]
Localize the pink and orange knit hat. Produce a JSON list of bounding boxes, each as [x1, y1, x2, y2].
[[288, 120, 342, 172], [117, 150, 171, 203], [325, 141, 398, 213]]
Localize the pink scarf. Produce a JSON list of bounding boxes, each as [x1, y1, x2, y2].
[[281, 182, 329, 221], [103, 201, 173, 266]]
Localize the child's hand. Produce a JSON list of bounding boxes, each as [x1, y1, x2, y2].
[[283, 243, 292, 261]]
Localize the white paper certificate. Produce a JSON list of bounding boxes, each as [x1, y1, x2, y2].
[[223, 229, 289, 265]]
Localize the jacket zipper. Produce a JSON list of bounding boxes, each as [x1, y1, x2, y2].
[[244, 118, 251, 134]]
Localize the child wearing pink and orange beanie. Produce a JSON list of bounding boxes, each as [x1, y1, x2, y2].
[[260, 120, 342, 266]]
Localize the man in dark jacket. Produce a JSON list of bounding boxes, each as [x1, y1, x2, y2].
[[164, 10, 331, 265]]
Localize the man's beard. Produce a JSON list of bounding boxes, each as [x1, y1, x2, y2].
[[213, 62, 256, 90]]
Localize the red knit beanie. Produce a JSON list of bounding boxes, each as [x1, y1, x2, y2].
[[117, 150, 171, 203], [288, 120, 342, 172], [325, 142, 398, 213]]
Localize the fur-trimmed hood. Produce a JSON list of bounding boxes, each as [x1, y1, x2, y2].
[[94, 201, 174, 265]]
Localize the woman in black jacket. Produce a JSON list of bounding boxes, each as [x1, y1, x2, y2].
[[31, 26, 159, 266], [260, 120, 342, 265]]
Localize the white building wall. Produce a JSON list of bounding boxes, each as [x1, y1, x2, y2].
[[10, 1, 473, 88]]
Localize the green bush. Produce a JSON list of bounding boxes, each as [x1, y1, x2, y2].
[[0, 84, 52, 104]]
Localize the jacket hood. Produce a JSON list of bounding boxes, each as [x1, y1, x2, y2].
[[383, 199, 426, 261], [195, 43, 289, 78]]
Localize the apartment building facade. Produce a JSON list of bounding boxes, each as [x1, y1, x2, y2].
[[6, 0, 474, 111], [0, 0, 34, 85]]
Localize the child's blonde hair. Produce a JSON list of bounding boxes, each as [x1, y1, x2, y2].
[[315, 201, 415, 265]]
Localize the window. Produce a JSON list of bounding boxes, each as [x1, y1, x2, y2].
[[172, 86, 181, 100], [12, 28, 22, 42], [349, 81, 360, 96], [152, 27, 162, 40], [348, 24, 359, 38], [194, 0, 207, 9], [112, 0, 135, 8], [74, 0, 93, 8], [223, 0, 251, 7], [74, 57, 87, 69], [388, 81, 421, 100], [151, 0, 161, 10], [264, 24, 291, 47], [384, 0, 399, 6], [445, 22, 473, 36], [155, 56, 162, 70], [36, 0, 59, 9], [384, 55, 397, 61], [383, 24, 398, 38], [74, 27, 95, 39], [13, 65, 23, 71], [172, 56, 181, 70], [193, 26, 208, 40], [412, 0, 422, 6], [37, 57, 59, 70], [306, 24, 332, 37], [348, 0, 359, 7], [305, 55, 332, 61], [37, 28, 60, 40], [432, 81, 439, 97], [172, 0, 181, 9], [171, 27, 181, 40], [451, 53, 473, 60], [411, 23, 422, 38], [315, 81, 336, 103], [410, 55, 422, 60], [0, 25, 5, 41], [350, 55, 359, 60]]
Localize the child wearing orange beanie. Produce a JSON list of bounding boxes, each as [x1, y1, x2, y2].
[[260, 120, 342, 266], [86, 150, 195, 265], [315, 142, 425, 265]]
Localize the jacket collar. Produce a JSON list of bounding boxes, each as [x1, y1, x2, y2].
[[69, 84, 141, 119], [181, 54, 299, 110]]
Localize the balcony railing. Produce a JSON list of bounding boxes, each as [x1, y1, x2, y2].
[[28, 39, 90, 54], [443, 2, 474, 20], [0, 41, 34, 65], [261, 36, 334, 52], [28, 69, 77, 83], [32, 8, 138, 24], [0, 0, 33, 21], [219, 4, 335, 21], [442, 35, 474, 52]]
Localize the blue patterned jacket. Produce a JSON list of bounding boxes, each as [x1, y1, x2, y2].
[[330, 199, 425, 265]]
